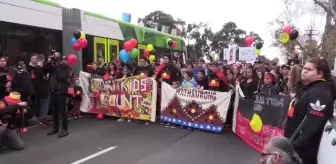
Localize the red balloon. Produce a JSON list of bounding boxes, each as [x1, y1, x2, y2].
[[172, 41, 178, 48], [78, 38, 88, 48], [73, 43, 81, 51], [283, 25, 292, 34], [6, 75, 12, 82], [67, 54, 77, 65], [144, 49, 150, 58], [96, 113, 104, 120], [129, 39, 138, 48], [245, 36, 254, 46], [123, 41, 133, 51]]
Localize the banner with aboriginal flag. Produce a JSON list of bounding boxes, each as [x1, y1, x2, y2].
[[232, 85, 290, 152], [80, 73, 157, 122], [160, 82, 232, 132]]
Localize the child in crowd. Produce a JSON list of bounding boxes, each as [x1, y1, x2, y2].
[[172, 80, 181, 89], [260, 72, 280, 94], [181, 71, 198, 88], [72, 78, 83, 119]]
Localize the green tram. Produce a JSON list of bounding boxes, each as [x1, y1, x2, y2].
[[0, 0, 186, 74]]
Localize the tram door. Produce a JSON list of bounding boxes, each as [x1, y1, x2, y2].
[[107, 39, 119, 62], [137, 44, 146, 63], [93, 37, 107, 63]]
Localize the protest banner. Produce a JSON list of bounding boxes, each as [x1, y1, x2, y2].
[[233, 86, 290, 152], [80, 73, 157, 122], [160, 82, 232, 132]]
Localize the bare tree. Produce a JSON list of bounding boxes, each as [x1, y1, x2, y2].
[[268, 0, 336, 63]]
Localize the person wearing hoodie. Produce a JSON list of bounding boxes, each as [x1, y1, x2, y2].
[[284, 58, 336, 164]]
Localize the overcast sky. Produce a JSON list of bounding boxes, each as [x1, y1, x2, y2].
[[51, 0, 325, 61]]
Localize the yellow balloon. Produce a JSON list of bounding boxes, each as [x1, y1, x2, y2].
[[149, 55, 155, 63], [279, 33, 289, 44], [147, 44, 154, 52], [80, 31, 86, 39], [250, 113, 263, 132], [255, 49, 261, 56]]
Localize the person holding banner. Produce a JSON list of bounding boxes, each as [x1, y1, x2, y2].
[[284, 58, 336, 164]]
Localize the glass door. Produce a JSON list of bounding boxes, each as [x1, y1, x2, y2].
[[137, 44, 146, 64], [107, 39, 119, 62], [93, 37, 107, 63]]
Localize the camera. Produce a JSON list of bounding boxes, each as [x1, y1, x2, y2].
[[50, 49, 62, 63]]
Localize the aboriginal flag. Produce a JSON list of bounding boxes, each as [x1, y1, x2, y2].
[[233, 92, 290, 152]]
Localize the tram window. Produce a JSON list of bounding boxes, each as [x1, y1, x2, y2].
[[97, 43, 105, 62], [110, 45, 117, 62]]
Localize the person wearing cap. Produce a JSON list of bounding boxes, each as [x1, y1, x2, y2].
[[0, 92, 27, 150], [43, 51, 72, 138]]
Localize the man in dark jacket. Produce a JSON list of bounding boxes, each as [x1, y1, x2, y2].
[[284, 58, 336, 164], [43, 51, 72, 138]]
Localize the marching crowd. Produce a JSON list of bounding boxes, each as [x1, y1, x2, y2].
[[0, 50, 334, 164], [90, 52, 335, 164]]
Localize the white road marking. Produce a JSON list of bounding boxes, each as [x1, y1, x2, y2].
[[70, 146, 117, 164]]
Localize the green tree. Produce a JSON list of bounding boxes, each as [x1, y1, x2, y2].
[[143, 11, 264, 62]]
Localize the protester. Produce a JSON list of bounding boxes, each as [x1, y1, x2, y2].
[[261, 136, 302, 164], [0, 57, 10, 98], [155, 54, 181, 85], [133, 57, 154, 78], [181, 71, 198, 88], [196, 69, 209, 90], [0, 92, 28, 150], [239, 66, 258, 99], [260, 72, 280, 94], [27, 54, 50, 128], [284, 58, 336, 164]]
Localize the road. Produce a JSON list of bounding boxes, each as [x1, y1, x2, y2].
[[0, 116, 259, 164]]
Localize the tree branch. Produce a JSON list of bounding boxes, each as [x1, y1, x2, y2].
[[314, 0, 334, 15]]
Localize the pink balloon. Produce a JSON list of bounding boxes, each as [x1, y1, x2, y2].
[[123, 41, 133, 51], [67, 54, 77, 65], [283, 25, 292, 34], [96, 113, 104, 120], [245, 36, 254, 46]]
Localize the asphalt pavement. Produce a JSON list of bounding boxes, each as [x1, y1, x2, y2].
[[0, 117, 259, 164]]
